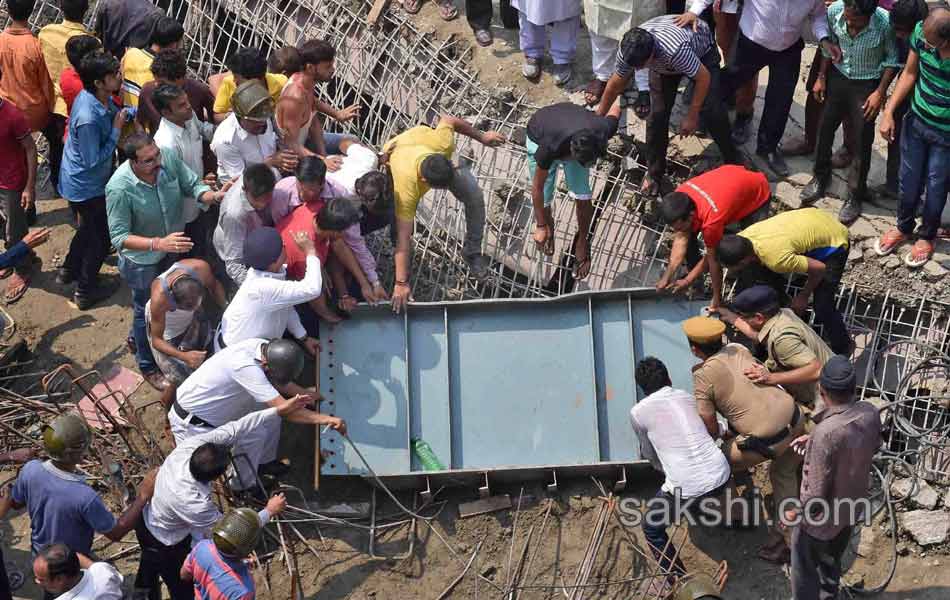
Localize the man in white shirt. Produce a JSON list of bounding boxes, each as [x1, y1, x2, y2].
[[33, 544, 123, 600], [216, 226, 321, 353], [211, 163, 279, 287], [209, 80, 298, 183], [682, 0, 841, 177], [629, 356, 731, 581], [170, 336, 343, 490], [152, 82, 217, 258], [134, 405, 299, 600]]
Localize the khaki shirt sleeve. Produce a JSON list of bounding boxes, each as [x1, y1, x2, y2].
[[692, 365, 717, 420], [770, 332, 819, 370]]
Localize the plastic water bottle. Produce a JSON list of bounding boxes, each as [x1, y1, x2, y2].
[[411, 438, 446, 471]]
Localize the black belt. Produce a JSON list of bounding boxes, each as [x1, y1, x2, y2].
[[216, 329, 227, 350], [736, 404, 801, 458], [172, 401, 215, 429]]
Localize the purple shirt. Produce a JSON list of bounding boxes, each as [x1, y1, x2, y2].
[[271, 176, 379, 285]]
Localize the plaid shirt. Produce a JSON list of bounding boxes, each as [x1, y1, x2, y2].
[[822, 1, 899, 80]]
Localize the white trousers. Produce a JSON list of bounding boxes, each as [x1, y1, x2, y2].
[[168, 408, 280, 491], [518, 11, 580, 64], [589, 31, 650, 91]]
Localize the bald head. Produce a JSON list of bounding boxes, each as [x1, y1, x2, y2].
[[923, 7, 950, 51], [33, 544, 81, 594]]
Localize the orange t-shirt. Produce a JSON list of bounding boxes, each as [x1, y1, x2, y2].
[[0, 28, 54, 132], [677, 165, 770, 249], [276, 201, 331, 281]]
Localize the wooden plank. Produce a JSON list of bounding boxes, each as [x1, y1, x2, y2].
[[459, 494, 512, 518], [367, 0, 390, 26]]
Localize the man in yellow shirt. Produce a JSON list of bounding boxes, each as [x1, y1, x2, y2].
[[383, 116, 505, 312], [120, 16, 183, 109], [717, 208, 851, 355], [212, 48, 287, 123], [38, 0, 92, 193]]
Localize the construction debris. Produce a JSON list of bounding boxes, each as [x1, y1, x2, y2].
[[901, 510, 950, 547]]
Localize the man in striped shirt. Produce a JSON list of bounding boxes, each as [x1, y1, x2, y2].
[[875, 8, 950, 267], [595, 15, 739, 196]]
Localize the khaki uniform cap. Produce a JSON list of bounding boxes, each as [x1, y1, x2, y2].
[[682, 316, 725, 345]]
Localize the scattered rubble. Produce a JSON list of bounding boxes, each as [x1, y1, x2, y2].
[[901, 510, 950, 547]]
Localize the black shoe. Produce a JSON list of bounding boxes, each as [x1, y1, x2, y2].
[[800, 176, 830, 205], [56, 268, 75, 285], [756, 150, 790, 178], [732, 113, 753, 145], [74, 282, 117, 310], [838, 196, 863, 225]]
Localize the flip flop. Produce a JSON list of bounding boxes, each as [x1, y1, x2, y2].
[[436, 0, 459, 20], [873, 229, 906, 256], [904, 239, 934, 268], [0, 268, 12, 280], [3, 273, 28, 304]]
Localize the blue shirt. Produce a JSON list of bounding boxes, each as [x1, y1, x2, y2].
[[60, 89, 120, 202], [183, 539, 255, 600], [10, 460, 117, 555]]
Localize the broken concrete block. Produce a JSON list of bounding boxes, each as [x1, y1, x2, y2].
[[891, 478, 940, 509], [883, 255, 902, 270], [901, 510, 950, 546], [923, 261, 948, 280], [848, 248, 863, 263]]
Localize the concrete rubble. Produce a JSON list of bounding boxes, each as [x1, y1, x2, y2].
[[901, 510, 950, 547]]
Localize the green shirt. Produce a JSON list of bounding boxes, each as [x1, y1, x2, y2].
[[822, 1, 898, 80], [105, 154, 210, 265], [910, 21, 950, 134]]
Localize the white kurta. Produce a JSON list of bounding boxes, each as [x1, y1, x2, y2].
[[583, 0, 665, 40], [511, 0, 582, 25]]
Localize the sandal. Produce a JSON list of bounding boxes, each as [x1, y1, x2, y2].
[[640, 174, 661, 197], [873, 229, 906, 256], [3, 273, 28, 304], [436, 0, 458, 20], [904, 239, 934, 268], [583, 79, 607, 107], [0, 268, 12, 280], [400, 0, 421, 13]]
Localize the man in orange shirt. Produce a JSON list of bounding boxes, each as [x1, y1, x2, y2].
[[0, 0, 54, 206], [656, 165, 771, 311]]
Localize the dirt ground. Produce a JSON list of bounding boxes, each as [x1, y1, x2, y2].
[[4, 2, 950, 598]]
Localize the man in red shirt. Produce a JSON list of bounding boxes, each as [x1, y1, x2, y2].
[[656, 165, 771, 311], [0, 98, 38, 303], [61, 35, 104, 117]]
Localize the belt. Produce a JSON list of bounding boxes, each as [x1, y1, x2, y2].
[[736, 404, 801, 458], [216, 329, 227, 350], [172, 401, 215, 429]]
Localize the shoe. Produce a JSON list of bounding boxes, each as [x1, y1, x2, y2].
[[56, 268, 75, 285], [756, 150, 790, 178], [838, 196, 863, 225], [464, 253, 490, 279], [799, 175, 829, 205], [781, 136, 814, 157], [731, 113, 753, 145], [142, 370, 169, 392], [73, 281, 118, 310], [474, 28, 493, 47], [258, 459, 291, 478], [831, 147, 853, 169], [522, 57, 541, 80], [552, 63, 573, 87]]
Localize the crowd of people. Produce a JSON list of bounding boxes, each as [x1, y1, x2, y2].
[[0, 0, 945, 597]]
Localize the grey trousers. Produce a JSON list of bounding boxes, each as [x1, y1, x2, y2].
[[791, 525, 852, 600], [447, 164, 485, 260], [0, 188, 28, 273]]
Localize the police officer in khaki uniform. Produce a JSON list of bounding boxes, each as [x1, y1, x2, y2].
[[683, 316, 807, 564], [719, 285, 833, 410]]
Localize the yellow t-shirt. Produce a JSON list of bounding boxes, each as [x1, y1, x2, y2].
[[38, 20, 92, 117], [382, 123, 456, 221], [212, 72, 287, 114], [120, 47, 155, 108], [739, 208, 850, 274]]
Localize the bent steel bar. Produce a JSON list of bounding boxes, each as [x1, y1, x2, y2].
[[319, 289, 706, 480]]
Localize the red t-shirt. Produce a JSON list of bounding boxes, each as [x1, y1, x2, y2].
[[276, 201, 331, 281], [0, 99, 30, 191], [677, 165, 770, 249], [61, 67, 84, 117]]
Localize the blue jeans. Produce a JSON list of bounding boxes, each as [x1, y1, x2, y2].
[[118, 255, 172, 374], [897, 113, 950, 241]]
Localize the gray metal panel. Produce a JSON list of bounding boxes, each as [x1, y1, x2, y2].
[[447, 302, 601, 469], [407, 306, 452, 470], [591, 298, 640, 462], [631, 298, 706, 397]]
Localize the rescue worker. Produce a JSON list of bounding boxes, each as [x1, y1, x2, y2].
[[683, 316, 806, 564], [719, 285, 834, 410], [0, 414, 156, 562], [134, 404, 297, 600], [146, 258, 227, 411], [169, 337, 344, 492], [180, 508, 271, 598]]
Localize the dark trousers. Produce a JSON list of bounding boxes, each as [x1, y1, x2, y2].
[[724, 34, 804, 155], [791, 525, 852, 600], [812, 246, 850, 355], [897, 113, 950, 241], [118, 255, 174, 374], [642, 482, 728, 578], [133, 519, 193, 600], [41, 114, 66, 194], [802, 54, 856, 154], [0, 547, 11, 600], [466, 0, 517, 30], [814, 69, 879, 201], [184, 205, 219, 261], [62, 196, 109, 295], [647, 47, 738, 180]]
